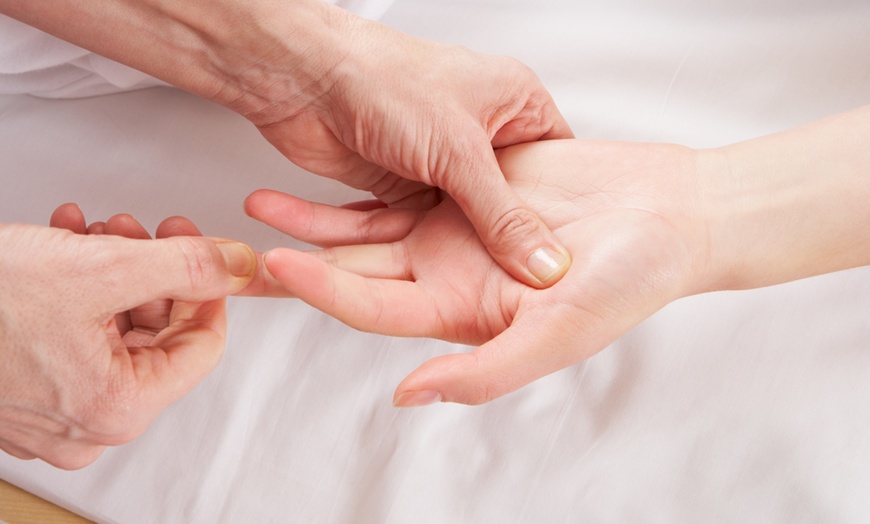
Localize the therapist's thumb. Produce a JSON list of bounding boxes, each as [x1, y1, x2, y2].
[[101, 235, 258, 309], [445, 147, 571, 289]]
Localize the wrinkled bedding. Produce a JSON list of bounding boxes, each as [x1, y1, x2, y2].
[[1, 0, 869, 522]]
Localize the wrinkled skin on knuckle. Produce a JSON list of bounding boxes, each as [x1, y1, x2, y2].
[[488, 207, 540, 258], [428, 129, 491, 194], [175, 237, 218, 291]]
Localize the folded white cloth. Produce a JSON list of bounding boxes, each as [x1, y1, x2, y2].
[[0, 0, 394, 99]]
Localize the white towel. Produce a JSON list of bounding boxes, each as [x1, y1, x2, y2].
[[0, 0, 394, 98]]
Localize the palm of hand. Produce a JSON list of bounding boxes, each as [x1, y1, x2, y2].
[[257, 139, 706, 405]]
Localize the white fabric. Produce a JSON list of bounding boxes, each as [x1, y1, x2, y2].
[[1, 0, 869, 522], [0, 0, 394, 98]]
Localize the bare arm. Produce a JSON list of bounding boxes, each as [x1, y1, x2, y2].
[[0, 0, 347, 118], [701, 105, 870, 291]]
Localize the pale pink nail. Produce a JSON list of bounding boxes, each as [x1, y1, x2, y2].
[[393, 390, 442, 408]]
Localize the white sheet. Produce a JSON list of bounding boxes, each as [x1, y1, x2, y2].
[[1, 0, 869, 522]]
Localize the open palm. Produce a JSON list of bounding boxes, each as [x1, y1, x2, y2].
[[246, 139, 710, 406]]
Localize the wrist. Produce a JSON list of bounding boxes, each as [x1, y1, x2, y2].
[[180, 0, 358, 124], [698, 106, 870, 292]]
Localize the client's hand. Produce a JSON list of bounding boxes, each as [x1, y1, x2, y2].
[[246, 106, 870, 407], [0, 205, 256, 469], [245, 140, 709, 406]]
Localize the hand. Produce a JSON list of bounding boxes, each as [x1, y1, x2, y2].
[[0, 0, 573, 288], [244, 139, 710, 406], [245, 9, 575, 288], [247, 106, 870, 407], [0, 205, 257, 469]]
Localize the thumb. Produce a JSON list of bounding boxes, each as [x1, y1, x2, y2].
[[393, 306, 600, 407], [444, 145, 571, 289], [93, 235, 258, 310]]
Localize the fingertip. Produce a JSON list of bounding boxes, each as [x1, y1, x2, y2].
[[484, 205, 572, 288], [104, 214, 150, 239], [526, 245, 572, 288], [49, 202, 86, 233], [86, 221, 106, 235], [243, 189, 268, 218], [157, 216, 202, 238], [393, 353, 498, 407], [393, 389, 442, 408], [262, 248, 324, 287], [447, 154, 571, 288], [235, 250, 297, 298], [244, 189, 290, 222], [394, 316, 573, 406], [215, 241, 258, 279]]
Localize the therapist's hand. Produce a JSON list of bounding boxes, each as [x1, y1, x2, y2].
[[1, 0, 572, 288], [249, 14, 574, 288], [245, 139, 708, 406], [0, 205, 256, 469]]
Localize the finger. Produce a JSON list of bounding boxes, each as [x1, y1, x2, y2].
[[125, 215, 225, 407], [392, 304, 598, 407], [156, 216, 202, 238], [490, 95, 575, 148], [126, 216, 202, 335], [261, 248, 446, 337], [340, 199, 388, 211], [49, 203, 87, 233], [87, 221, 106, 235], [130, 297, 227, 411], [441, 138, 571, 289], [312, 243, 412, 280], [258, 115, 433, 205], [103, 214, 151, 239], [245, 189, 422, 246], [236, 245, 408, 297], [234, 252, 295, 298], [90, 235, 258, 310], [97, 215, 153, 333]]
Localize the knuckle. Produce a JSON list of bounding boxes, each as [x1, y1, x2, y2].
[[489, 207, 540, 253], [174, 237, 216, 290], [465, 384, 499, 406]]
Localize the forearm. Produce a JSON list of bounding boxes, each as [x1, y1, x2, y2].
[[0, 0, 354, 120], [702, 105, 870, 291]]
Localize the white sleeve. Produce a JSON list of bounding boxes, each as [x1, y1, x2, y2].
[[0, 0, 395, 99]]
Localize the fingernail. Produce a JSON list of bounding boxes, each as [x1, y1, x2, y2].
[[393, 390, 442, 408], [527, 247, 570, 283], [217, 242, 257, 277]]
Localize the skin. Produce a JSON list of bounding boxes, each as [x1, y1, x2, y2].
[[245, 105, 870, 407], [0, 208, 256, 469], [15, 106, 866, 468], [0, 0, 574, 468], [0, 0, 573, 287]]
